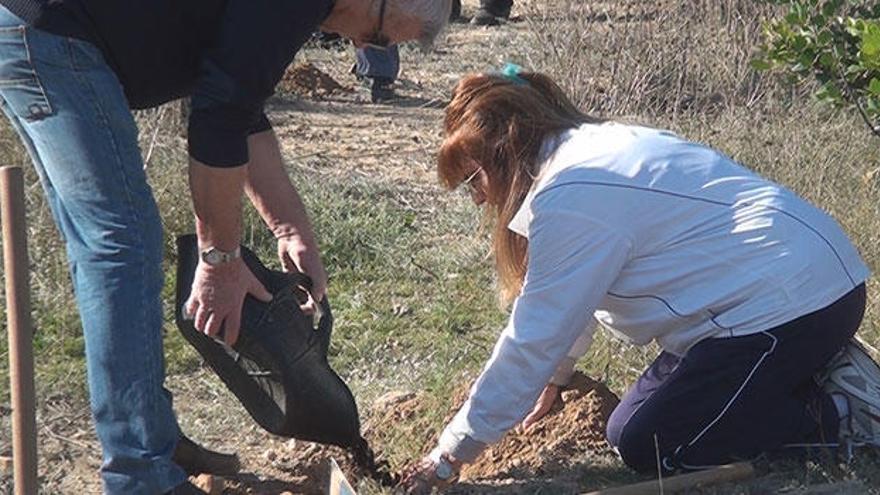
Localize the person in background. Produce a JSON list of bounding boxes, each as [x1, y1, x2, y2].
[[400, 67, 880, 493], [0, 0, 451, 493], [451, 0, 462, 22], [471, 0, 512, 26], [353, 0, 461, 103], [354, 45, 401, 103]]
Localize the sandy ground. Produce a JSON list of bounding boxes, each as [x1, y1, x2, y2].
[[2, 1, 878, 494]]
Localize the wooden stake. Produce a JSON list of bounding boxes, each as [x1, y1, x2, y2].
[[1, 166, 38, 494], [583, 462, 755, 495]]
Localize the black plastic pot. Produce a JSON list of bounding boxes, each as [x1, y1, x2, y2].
[[174, 234, 360, 448]]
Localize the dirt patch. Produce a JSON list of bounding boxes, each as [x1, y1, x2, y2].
[[216, 372, 620, 493], [219, 440, 352, 494], [458, 372, 620, 481], [277, 62, 351, 99], [219, 436, 394, 495]]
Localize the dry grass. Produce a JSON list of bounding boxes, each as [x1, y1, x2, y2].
[[525, 1, 774, 116], [1, 0, 879, 493]]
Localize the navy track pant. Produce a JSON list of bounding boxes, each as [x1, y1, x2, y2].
[[606, 284, 866, 473]]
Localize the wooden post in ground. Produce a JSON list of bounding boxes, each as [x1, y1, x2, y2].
[[1, 166, 38, 494]]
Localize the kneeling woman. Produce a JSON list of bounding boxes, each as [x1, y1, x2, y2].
[[402, 69, 878, 492]]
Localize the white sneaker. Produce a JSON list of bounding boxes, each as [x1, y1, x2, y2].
[[819, 339, 880, 450]]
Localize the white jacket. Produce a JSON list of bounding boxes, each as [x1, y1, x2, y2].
[[436, 123, 869, 462]]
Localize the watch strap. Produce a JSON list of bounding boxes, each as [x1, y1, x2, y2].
[[201, 246, 242, 265]]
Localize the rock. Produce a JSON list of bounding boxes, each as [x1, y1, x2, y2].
[[191, 474, 223, 495]]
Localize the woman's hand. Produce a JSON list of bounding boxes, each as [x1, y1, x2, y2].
[[185, 257, 273, 346], [277, 234, 327, 314], [399, 455, 461, 494], [520, 383, 561, 430]]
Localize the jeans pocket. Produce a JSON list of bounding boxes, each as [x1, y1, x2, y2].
[[0, 26, 53, 121], [64, 35, 107, 70]]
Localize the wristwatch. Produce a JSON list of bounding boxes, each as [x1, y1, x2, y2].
[[200, 246, 241, 266], [429, 449, 458, 482]]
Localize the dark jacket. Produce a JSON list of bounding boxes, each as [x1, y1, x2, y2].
[[0, 0, 335, 167]]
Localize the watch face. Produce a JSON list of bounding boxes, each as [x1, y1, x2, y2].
[[435, 461, 454, 481], [202, 249, 221, 265]]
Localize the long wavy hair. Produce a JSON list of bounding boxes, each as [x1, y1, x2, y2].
[[438, 72, 602, 305]]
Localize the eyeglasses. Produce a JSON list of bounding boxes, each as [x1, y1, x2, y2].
[[461, 167, 483, 194], [364, 0, 390, 49]]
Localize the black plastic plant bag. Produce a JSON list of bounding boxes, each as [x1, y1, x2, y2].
[[174, 234, 360, 448]]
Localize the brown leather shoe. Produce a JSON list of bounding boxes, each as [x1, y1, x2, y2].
[[172, 433, 241, 476]]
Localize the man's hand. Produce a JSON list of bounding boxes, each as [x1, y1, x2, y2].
[[277, 234, 327, 314], [520, 383, 561, 431], [185, 257, 272, 346], [243, 130, 327, 313]]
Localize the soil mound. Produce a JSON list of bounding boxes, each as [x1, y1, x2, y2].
[[219, 373, 618, 493], [278, 63, 350, 98], [460, 372, 620, 481]]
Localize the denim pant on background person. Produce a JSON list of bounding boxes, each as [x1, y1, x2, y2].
[[0, 6, 185, 494], [480, 0, 513, 16], [355, 45, 400, 82]]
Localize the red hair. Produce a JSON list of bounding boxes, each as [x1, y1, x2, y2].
[[438, 72, 602, 304]]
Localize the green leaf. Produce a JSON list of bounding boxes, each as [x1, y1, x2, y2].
[[862, 26, 880, 55], [797, 51, 815, 68], [750, 58, 773, 71], [846, 64, 865, 76], [822, 1, 838, 17], [869, 78, 880, 96], [816, 81, 844, 102], [861, 22, 880, 69]]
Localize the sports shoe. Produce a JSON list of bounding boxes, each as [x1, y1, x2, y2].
[[819, 339, 880, 450]]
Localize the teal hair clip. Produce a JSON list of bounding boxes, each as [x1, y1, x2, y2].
[[499, 62, 528, 85]]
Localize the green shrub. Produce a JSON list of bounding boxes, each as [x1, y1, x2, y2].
[[755, 0, 880, 137]]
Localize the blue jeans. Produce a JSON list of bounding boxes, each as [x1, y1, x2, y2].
[[355, 45, 399, 81], [0, 7, 184, 494]]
